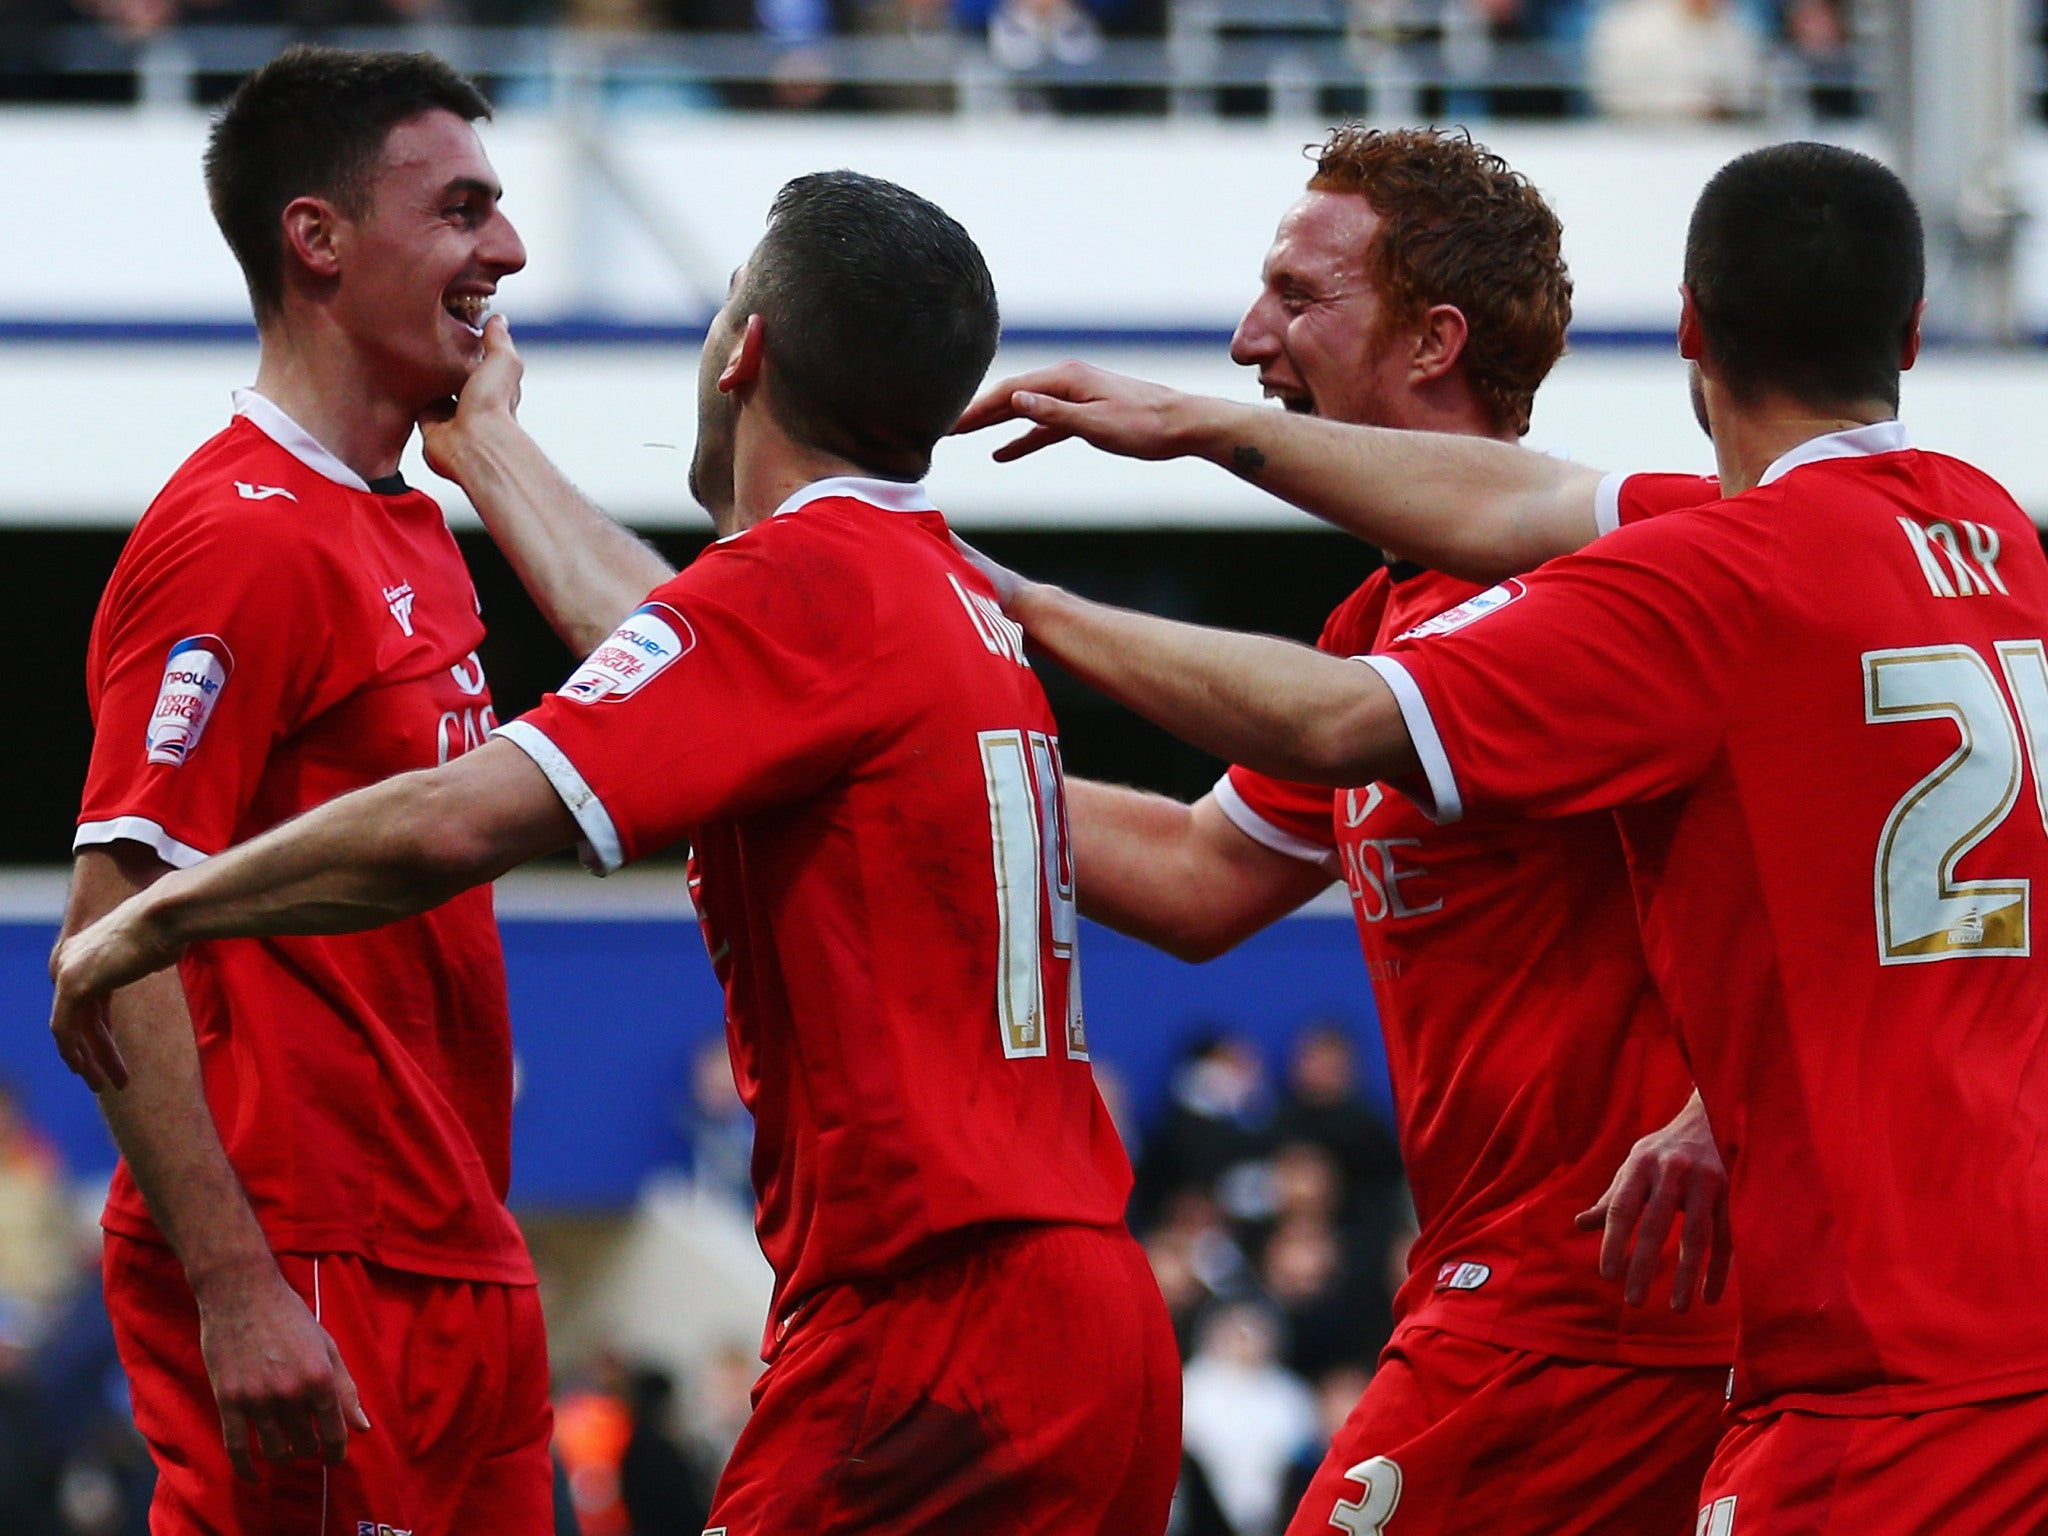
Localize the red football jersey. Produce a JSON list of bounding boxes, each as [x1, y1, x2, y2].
[[1371, 423, 2048, 1415], [79, 393, 530, 1284], [1224, 570, 1732, 1367], [499, 478, 1133, 1345]]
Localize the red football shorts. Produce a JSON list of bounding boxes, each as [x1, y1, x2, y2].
[[1694, 1389, 2048, 1535], [707, 1221, 1180, 1536], [1283, 1324, 1727, 1536], [105, 1233, 554, 1536]]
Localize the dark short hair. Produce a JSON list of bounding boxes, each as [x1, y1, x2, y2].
[[740, 171, 1001, 478], [1309, 125, 1572, 438], [1684, 142, 1924, 411], [205, 46, 492, 320]]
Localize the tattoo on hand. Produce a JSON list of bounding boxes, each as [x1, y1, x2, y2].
[[1231, 445, 1267, 478]]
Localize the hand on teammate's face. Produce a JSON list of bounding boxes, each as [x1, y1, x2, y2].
[[954, 361, 1190, 465], [419, 314, 525, 486]]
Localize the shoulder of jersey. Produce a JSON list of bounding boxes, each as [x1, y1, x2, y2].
[[151, 419, 350, 523]]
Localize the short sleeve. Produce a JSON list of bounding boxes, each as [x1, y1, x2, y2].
[[77, 503, 329, 865], [1371, 508, 1776, 825], [497, 525, 878, 874], [1594, 471, 1721, 535]]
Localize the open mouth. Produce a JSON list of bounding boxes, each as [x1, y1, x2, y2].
[[444, 293, 490, 335]]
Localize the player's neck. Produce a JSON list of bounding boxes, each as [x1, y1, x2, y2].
[[250, 328, 418, 484], [725, 417, 917, 536], [1709, 391, 1898, 496]]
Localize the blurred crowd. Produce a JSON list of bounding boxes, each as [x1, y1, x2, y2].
[[548, 1020, 1416, 1536], [1, 0, 1865, 121], [0, 1080, 154, 1536]]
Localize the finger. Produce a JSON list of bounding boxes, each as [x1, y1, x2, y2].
[[221, 1406, 259, 1483], [1703, 1191, 1734, 1305], [992, 423, 1073, 463], [1669, 1176, 1718, 1312], [955, 372, 1055, 433], [87, 1001, 130, 1091], [1595, 1166, 1650, 1281], [252, 1407, 294, 1465], [1623, 1177, 1685, 1307], [332, 1344, 372, 1436], [283, 1397, 323, 1462]]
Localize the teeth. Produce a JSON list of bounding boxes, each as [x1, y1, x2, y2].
[[446, 295, 489, 333]]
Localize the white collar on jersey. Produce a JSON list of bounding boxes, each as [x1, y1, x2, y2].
[[772, 475, 938, 518], [231, 388, 373, 493], [1756, 419, 1910, 488]]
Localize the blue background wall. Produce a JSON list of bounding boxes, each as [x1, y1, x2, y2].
[[0, 914, 1388, 1208]]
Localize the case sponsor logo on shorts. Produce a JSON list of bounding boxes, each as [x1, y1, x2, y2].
[[1434, 1260, 1492, 1291], [1393, 579, 1526, 642], [146, 635, 234, 766], [562, 603, 696, 704]]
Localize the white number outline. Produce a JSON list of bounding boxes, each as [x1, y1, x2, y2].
[[1696, 1495, 1737, 1536], [979, 729, 1085, 1059], [1865, 645, 2033, 963], [1328, 1456, 1401, 1535]]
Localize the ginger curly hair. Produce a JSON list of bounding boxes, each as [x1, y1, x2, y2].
[[1309, 125, 1572, 437]]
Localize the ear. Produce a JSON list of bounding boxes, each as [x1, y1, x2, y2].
[[280, 196, 346, 285], [1901, 299, 1925, 372], [1409, 304, 1470, 385], [1676, 285, 1705, 361], [718, 313, 766, 395]]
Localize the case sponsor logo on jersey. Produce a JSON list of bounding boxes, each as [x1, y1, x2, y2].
[[1434, 1260, 1491, 1291], [234, 481, 296, 502], [1393, 580, 1526, 642], [145, 635, 234, 767], [563, 603, 696, 704], [383, 583, 417, 637]]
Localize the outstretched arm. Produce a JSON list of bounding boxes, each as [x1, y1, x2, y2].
[[955, 362, 1609, 583], [1007, 579, 1418, 788], [52, 740, 576, 1089], [421, 318, 675, 656], [1069, 781, 1332, 962]]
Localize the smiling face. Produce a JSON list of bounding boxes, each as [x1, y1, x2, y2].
[[1229, 191, 1423, 429], [329, 109, 526, 410]]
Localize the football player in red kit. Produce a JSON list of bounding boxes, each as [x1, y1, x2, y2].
[[54, 171, 1181, 1536], [962, 142, 2048, 1535], [53, 47, 555, 1536], [969, 128, 1737, 1536]]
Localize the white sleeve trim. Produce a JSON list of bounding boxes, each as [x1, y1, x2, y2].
[[73, 816, 211, 869], [1593, 470, 1631, 537], [1211, 775, 1341, 875], [492, 720, 625, 876], [1355, 655, 1464, 825]]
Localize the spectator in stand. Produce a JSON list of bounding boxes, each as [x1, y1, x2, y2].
[[618, 1367, 715, 1536], [0, 1080, 76, 1335], [1273, 1023, 1403, 1229], [1181, 1301, 1320, 1536], [1260, 1214, 1380, 1383], [1589, 0, 1767, 119], [682, 1035, 754, 1216], [1133, 1031, 1275, 1229], [1144, 1188, 1253, 1355]]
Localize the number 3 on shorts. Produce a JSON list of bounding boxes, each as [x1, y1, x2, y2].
[[1329, 1456, 1401, 1534]]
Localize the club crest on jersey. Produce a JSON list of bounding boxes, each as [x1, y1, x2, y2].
[[1394, 580, 1527, 642], [383, 583, 417, 638], [563, 603, 696, 704], [145, 635, 234, 767], [1435, 1260, 1491, 1292]]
